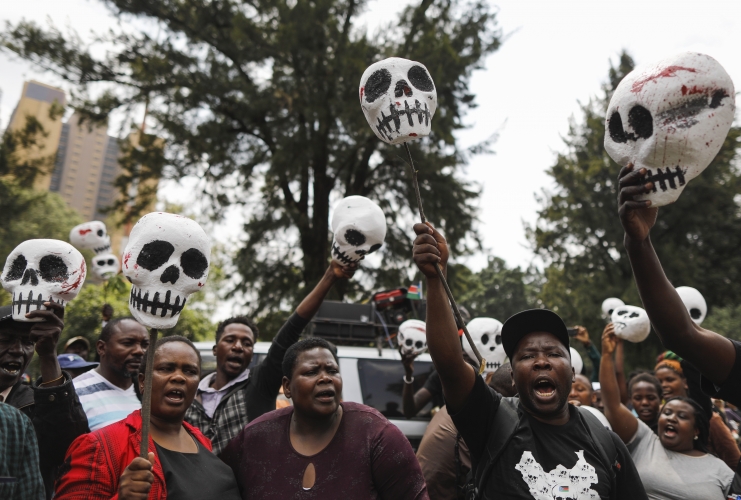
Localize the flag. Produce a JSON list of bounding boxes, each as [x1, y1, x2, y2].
[[407, 282, 422, 300]]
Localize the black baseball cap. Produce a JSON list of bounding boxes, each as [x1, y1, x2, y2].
[[502, 309, 570, 361]]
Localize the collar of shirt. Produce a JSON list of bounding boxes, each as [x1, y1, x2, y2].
[[198, 368, 251, 395], [0, 385, 12, 403]]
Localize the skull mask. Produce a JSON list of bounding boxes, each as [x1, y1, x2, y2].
[[605, 52, 735, 207], [397, 319, 427, 356], [611, 305, 651, 343], [92, 253, 120, 281], [462, 317, 506, 374], [570, 348, 583, 375], [676, 286, 707, 325], [601, 297, 625, 322], [122, 212, 210, 329], [331, 196, 386, 265], [359, 57, 437, 145], [70, 221, 111, 254], [2, 239, 87, 321]]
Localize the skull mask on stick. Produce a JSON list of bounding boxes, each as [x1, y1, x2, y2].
[[676, 286, 707, 325], [605, 52, 735, 207], [611, 305, 651, 343], [122, 213, 210, 329], [601, 297, 625, 322], [92, 254, 120, 281], [397, 319, 427, 356], [70, 221, 111, 254], [462, 317, 506, 375], [2, 239, 87, 321], [331, 196, 386, 265]]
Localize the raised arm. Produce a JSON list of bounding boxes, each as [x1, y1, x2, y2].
[[412, 223, 475, 413], [401, 353, 433, 418], [599, 323, 638, 444], [295, 261, 357, 319], [618, 164, 735, 386]]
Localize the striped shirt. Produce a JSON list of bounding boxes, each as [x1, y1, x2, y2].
[[73, 369, 141, 431]]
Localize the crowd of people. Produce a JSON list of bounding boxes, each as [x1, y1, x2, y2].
[[2, 163, 741, 499]]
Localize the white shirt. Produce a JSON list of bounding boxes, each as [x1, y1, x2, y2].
[[197, 369, 251, 418], [73, 369, 141, 430]]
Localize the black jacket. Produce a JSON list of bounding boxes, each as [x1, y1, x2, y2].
[[5, 372, 90, 499]]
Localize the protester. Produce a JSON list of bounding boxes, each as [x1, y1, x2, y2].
[[411, 222, 646, 499], [72, 317, 148, 430], [568, 373, 595, 407], [600, 324, 734, 498], [401, 352, 444, 418], [185, 260, 357, 455], [63, 336, 90, 360], [57, 353, 98, 379], [627, 372, 662, 431], [0, 305, 89, 498], [55, 336, 240, 500], [571, 326, 603, 383], [221, 337, 429, 499], [416, 363, 516, 500], [617, 163, 741, 408], [0, 402, 44, 500]]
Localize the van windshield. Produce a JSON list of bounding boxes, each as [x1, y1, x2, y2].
[[357, 358, 436, 420]]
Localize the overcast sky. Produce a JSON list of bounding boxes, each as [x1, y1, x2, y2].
[[2, 0, 741, 276]]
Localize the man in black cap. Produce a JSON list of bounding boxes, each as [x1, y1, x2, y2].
[[412, 223, 645, 499]]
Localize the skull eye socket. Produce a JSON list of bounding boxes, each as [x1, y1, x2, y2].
[[415, 341, 424, 349], [405, 339, 413, 346], [495, 335, 502, 345], [39, 255, 69, 282], [96, 259, 106, 266], [344, 229, 366, 247], [617, 310, 628, 316], [97, 229, 105, 237], [368, 244, 382, 254], [608, 308, 615, 315], [481, 333, 489, 345], [181, 248, 209, 279], [690, 308, 702, 319], [628, 105, 653, 139], [107, 259, 115, 266], [408, 65, 434, 92], [5, 255, 27, 281], [137, 240, 175, 271], [629, 312, 639, 318], [364, 69, 392, 103]]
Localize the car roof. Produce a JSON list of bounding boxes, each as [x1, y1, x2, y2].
[[192, 341, 433, 362]]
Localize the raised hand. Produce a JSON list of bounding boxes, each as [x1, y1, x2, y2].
[[617, 163, 659, 243], [329, 260, 359, 280], [118, 454, 155, 500], [26, 302, 65, 358], [573, 326, 591, 346], [412, 222, 448, 279], [601, 323, 618, 356]]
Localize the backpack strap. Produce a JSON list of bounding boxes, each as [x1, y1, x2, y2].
[[471, 397, 520, 499], [576, 406, 618, 500]]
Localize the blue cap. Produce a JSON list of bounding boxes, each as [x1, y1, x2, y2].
[[57, 354, 98, 370]]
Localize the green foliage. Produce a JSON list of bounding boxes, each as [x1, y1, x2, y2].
[[529, 51, 741, 372], [1, 0, 501, 319], [703, 305, 741, 343]]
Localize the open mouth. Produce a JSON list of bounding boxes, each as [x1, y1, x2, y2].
[[226, 356, 244, 369], [534, 378, 556, 399], [664, 424, 678, 438], [0, 361, 22, 377], [165, 389, 185, 404], [315, 389, 336, 403], [129, 287, 186, 318]]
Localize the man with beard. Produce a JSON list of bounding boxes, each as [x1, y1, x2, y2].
[[185, 261, 356, 455], [412, 223, 646, 499], [73, 317, 148, 430], [0, 303, 89, 499]]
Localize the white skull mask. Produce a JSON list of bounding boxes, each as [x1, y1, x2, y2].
[[605, 52, 735, 207], [122, 213, 210, 329], [570, 348, 584, 375], [2, 239, 87, 321], [611, 305, 651, 342], [359, 57, 437, 145], [397, 319, 427, 356], [92, 253, 119, 280], [331, 196, 386, 265], [676, 286, 707, 325], [601, 297, 625, 322], [463, 317, 506, 374], [70, 221, 111, 254]]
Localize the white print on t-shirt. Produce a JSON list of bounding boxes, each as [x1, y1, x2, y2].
[[515, 450, 599, 500]]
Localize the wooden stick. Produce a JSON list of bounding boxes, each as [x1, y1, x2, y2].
[[403, 143, 486, 375], [139, 327, 158, 458]]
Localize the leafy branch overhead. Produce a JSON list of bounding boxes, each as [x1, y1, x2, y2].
[[1, 0, 501, 320]]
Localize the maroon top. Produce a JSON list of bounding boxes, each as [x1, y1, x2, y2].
[[220, 402, 429, 500]]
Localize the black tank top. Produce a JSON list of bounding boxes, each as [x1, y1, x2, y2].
[[155, 437, 241, 500]]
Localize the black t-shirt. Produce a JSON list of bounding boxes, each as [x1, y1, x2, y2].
[[701, 338, 741, 408], [451, 376, 646, 499], [423, 369, 446, 409], [155, 437, 241, 500]]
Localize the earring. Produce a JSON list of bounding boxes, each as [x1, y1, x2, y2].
[[694, 436, 698, 441]]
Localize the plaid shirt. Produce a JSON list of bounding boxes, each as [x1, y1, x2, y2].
[[0, 402, 44, 500], [185, 312, 307, 455]]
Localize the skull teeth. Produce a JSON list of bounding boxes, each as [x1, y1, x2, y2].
[[375, 100, 430, 141], [331, 242, 359, 265], [11, 291, 64, 315], [129, 287, 186, 318]]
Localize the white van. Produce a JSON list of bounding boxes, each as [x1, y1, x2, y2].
[[193, 341, 434, 447]]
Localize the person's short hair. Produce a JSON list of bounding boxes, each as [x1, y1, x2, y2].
[[138, 336, 202, 378], [489, 362, 516, 397], [282, 338, 339, 378], [628, 372, 662, 399], [574, 374, 593, 394], [99, 317, 138, 343], [215, 316, 259, 343], [662, 396, 709, 452]]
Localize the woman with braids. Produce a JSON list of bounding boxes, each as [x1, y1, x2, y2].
[[55, 336, 240, 500], [600, 324, 734, 499]]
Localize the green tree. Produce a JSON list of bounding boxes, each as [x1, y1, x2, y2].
[[1, 0, 501, 322], [530, 51, 741, 371]]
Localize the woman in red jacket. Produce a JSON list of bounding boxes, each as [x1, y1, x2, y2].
[[55, 336, 240, 500]]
